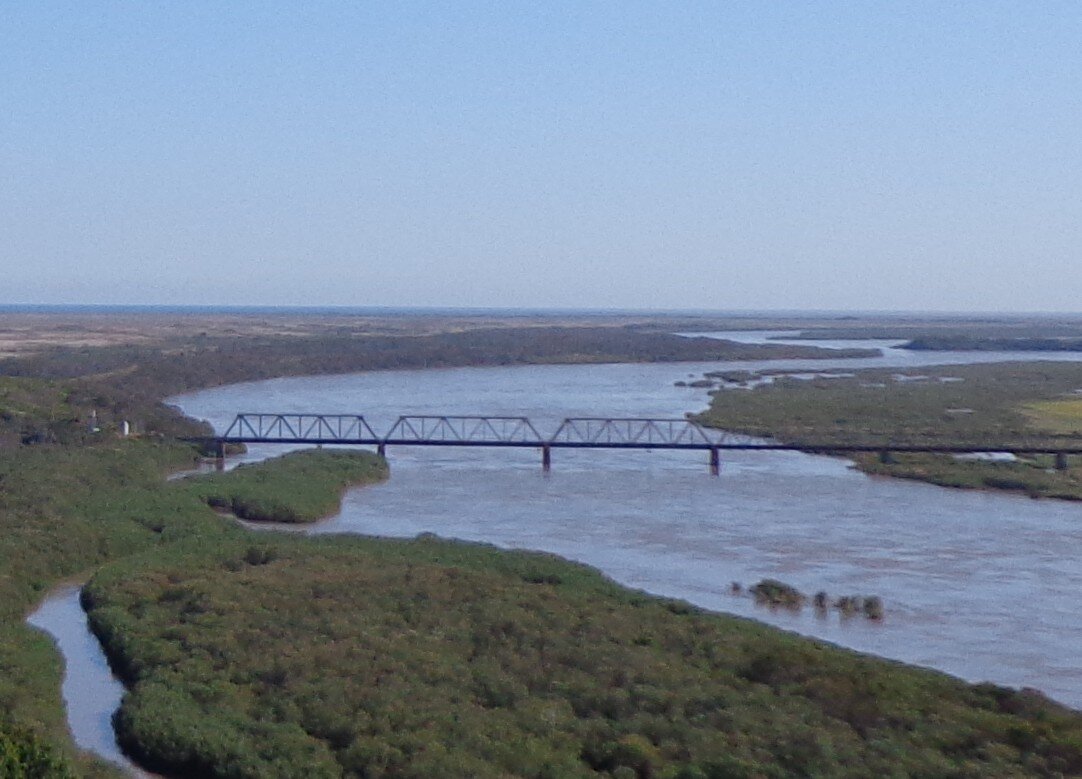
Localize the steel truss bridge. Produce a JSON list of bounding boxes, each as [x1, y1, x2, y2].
[[201, 413, 1082, 475]]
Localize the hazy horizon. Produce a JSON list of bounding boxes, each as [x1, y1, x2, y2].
[[4, 3, 1080, 312], [6, 303, 1082, 321]]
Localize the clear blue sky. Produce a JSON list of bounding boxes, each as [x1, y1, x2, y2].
[[3, 2, 1080, 311]]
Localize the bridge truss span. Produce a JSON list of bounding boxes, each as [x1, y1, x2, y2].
[[209, 411, 1082, 476], [221, 413, 380, 443], [383, 415, 544, 446], [549, 417, 716, 449]]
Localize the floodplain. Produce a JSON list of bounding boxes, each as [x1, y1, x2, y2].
[[5, 309, 1082, 777]]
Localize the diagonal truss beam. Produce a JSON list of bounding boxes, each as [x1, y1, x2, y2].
[[215, 412, 1082, 455], [548, 417, 719, 448], [221, 414, 380, 443], [384, 415, 544, 445]]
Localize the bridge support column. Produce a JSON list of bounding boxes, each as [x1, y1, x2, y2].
[[541, 445, 552, 474], [377, 442, 386, 459], [1056, 452, 1069, 471], [214, 440, 225, 471], [709, 447, 720, 477]]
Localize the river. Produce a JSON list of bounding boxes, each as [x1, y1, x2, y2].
[[28, 333, 1082, 773]]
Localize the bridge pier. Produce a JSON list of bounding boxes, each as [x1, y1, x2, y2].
[[377, 442, 386, 458], [214, 440, 225, 471], [709, 447, 720, 477], [1056, 452, 1070, 471], [541, 445, 552, 474]]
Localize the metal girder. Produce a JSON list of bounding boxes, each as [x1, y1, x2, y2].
[[384, 415, 544, 444], [548, 417, 716, 447], [221, 413, 379, 442], [212, 412, 1082, 456]]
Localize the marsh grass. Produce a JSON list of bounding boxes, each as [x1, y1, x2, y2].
[[1024, 399, 1082, 435], [698, 362, 1082, 499]]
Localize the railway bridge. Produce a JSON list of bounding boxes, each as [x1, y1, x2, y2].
[[195, 413, 1082, 475]]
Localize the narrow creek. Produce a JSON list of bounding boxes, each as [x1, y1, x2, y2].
[[27, 586, 152, 777]]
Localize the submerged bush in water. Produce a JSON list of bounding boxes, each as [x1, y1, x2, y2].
[[750, 579, 806, 608]]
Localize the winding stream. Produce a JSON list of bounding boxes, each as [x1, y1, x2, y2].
[[28, 333, 1082, 772], [27, 586, 152, 777]]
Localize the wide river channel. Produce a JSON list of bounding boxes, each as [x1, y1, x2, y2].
[[29, 333, 1082, 773]]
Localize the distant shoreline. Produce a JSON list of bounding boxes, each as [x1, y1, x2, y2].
[[3, 303, 1082, 320]]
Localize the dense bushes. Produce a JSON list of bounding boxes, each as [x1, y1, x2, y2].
[[0, 723, 73, 778], [183, 449, 388, 523], [0, 442, 381, 775], [84, 534, 1082, 778]]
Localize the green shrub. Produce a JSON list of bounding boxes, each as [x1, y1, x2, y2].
[[81, 534, 1082, 778], [0, 724, 73, 778]]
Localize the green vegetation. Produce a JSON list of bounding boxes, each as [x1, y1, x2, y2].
[[0, 382, 382, 776], [747, 580, 883, 620], [749, 579, 805, 608], [0, 724, 73, 778], [906, 337, 1082, 352], [852, 452, 1082, 499], [698, 362, 1082, 499], [184, 450, 388, 523], [1024, 399, 1082, 436], [0, 324, 870, 776], [84, 533, 1082, 778], [0, 376, 175, 448], [0, 438, 216, 776]]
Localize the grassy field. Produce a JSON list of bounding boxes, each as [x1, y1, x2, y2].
[[697, 361, 1082, 499], [1023, 399, 1082, 435], [83, 531, 1082, 779]]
